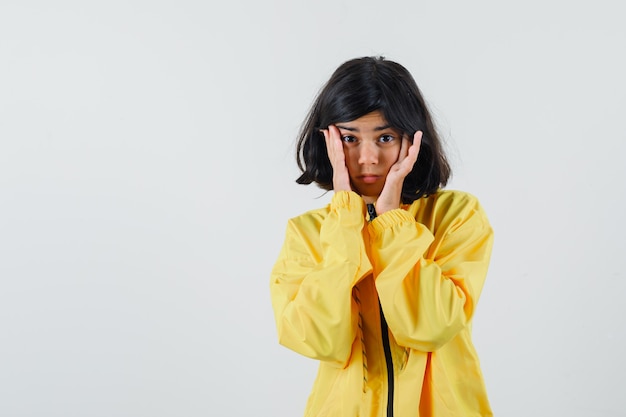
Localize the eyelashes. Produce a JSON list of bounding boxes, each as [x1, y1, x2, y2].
[[341, 134, 397, 144], [341, 135, 357, 143]]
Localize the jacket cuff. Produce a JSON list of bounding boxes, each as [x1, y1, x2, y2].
[[368, 208, 416, 236], [330, 191, 366, 214]]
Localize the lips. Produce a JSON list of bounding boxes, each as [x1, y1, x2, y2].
[[359, 175, 381, 184]]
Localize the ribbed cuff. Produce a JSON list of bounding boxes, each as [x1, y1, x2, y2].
[[330, 191, 366, 214], [368, 208, 416, 236]]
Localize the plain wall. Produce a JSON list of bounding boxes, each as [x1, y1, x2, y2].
[[1, 1, 624, 416]]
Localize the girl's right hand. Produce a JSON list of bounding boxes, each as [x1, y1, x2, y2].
[[323, 125, 352, 193]]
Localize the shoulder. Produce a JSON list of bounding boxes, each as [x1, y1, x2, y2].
[[406, 189, 490, 233], [409, 189, 483, 213]]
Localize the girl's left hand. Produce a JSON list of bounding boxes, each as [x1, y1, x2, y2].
[[375, 131, 422, 214]]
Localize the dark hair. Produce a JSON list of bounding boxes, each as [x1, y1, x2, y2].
[[295, 56, 451, 203]]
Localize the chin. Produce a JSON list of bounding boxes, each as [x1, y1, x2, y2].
[[354, 187, 382, 201]]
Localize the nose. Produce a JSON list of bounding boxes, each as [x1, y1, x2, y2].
[[358, 142, 379, 165]]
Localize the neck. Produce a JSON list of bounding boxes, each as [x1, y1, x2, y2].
[[362, 195, 377, 204]]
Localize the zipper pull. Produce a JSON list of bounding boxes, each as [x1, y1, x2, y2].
[[367, 203, 377, 221]]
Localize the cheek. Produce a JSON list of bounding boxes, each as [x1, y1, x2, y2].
[[382, 146, 401, 163], [343, 148, 359, 169]]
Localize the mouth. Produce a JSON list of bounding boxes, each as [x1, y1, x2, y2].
[[359, 174, 381, 184]]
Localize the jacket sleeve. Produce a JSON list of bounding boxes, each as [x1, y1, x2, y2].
[[368, 192, 494, 352], [270, 191, 373, 366]]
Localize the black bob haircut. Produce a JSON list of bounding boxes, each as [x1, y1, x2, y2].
[[295, 56, 451, 204]]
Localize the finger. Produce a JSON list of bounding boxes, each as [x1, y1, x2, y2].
[[408, 131, 422, 161], [328, 125, 344, 159], [413, 130, 423, 146], [397, 134, 409, 162], [323, 128, 338, 162], [396, 131, 421, 173], [321, 128, 329, 149], [328, 125, 341, 145], [324, 125, 344, 170], [322, 128, 330, 150]]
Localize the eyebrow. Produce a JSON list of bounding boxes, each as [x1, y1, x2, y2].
[[335, 124, 393, 132]]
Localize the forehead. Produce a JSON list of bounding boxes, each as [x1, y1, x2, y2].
[[336, 111, 391, 131]]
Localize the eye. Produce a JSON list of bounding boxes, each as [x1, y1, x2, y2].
[[379, 134, 395, 143], [341, 135, 357, 143]]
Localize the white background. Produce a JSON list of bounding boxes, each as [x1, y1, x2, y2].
[[1, 1, 625, 416]]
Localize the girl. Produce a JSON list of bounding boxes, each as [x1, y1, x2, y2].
[[270, 56, 494, 417]]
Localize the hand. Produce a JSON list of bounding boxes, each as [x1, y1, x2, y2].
[[323, 125, 352, 193], [375, 131, 422, 214]]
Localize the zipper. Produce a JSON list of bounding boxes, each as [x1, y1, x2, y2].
[[367, 204, 394, 417], [379, 305, 395, 417]]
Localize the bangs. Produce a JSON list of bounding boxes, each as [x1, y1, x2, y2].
[[318, 79, 382, 127]]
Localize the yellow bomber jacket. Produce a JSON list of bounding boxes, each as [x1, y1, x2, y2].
[[270, 190, 494, 417]]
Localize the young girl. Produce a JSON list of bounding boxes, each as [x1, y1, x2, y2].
[[270, 56, 494, 417]]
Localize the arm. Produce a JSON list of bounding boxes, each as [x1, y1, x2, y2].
[[270, 191, 373, 365], [369, 193, 494, 352]]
